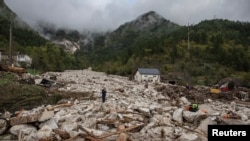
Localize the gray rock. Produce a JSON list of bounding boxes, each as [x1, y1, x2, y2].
[[39, 118, 58, 129], [0, 119, 8, 135], [177, 133, 199, 141], [173, 108, 183, 124]]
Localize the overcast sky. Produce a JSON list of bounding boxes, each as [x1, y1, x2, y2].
[[4, 0, 250, 32]]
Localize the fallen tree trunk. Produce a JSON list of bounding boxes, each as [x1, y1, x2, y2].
[[77, 124, 145, 140], [9, 109, 54, 126], [47, 103, 73, 111], [116, 124, 127, 141], [0, 64, 25, 73]]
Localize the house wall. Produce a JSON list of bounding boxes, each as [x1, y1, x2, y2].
[[134, 70, 142, 82], [17, 55, 32, 64], [141, 74, 160, 83], [134, 70, 160, 83]]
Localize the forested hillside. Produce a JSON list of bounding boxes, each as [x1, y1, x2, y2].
[[80, 16, 250, 86], [0, 0, 84, 72]]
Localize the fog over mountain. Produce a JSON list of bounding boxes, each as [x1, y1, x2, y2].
[[4, 0, 250, 32]]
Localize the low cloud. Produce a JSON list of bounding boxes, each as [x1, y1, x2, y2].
[[4, 0, 250, 32]]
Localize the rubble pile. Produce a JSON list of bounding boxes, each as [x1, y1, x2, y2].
[[0, 69, 249, 141]]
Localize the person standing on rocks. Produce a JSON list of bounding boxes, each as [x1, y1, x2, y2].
[[102, 87, 107, 103]]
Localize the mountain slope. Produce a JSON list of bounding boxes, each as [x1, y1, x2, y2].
[[0, 0, 47, 51], [82, 15, 250, 86], [86, 11, 181, 66]]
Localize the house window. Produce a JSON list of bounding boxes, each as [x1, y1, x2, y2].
[[17, 55, 25, 61]]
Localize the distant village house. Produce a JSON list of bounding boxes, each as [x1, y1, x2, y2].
[[134, 68, 161, 83], [0, 49, 32, 67], [16, 54, 32, 66]]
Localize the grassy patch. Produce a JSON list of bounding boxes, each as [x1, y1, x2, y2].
[[0, 72, 63, 112]]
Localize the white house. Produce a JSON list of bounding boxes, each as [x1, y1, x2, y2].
[[16, 54, 32, 67], [134, 68, 161, 83], [17, 54, 32, 63]]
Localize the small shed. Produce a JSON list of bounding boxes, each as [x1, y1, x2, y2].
[[134, 68, 160, 83]]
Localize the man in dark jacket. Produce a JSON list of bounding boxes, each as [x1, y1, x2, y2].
[[102, 87, 107, 103]]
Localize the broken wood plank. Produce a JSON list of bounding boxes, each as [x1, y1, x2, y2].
[[106, 109, 149, 117], [77, 124, 144, 140], [97, 119, 118, 125], [16, 109, 24, 118], [47, 103, 73, 111], [170, 120, 207, 137], [116, 133, 127, 141], [85, 136, 105, 141], [98, 124, 144, 139], [97, 118, 144, 126], [9, 109, 54, 126], [116, 124, 127, 141], [10, 113, 41, 126], [64, 135, 80, 141]]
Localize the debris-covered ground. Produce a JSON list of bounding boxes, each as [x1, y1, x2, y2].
[[0, 69, 249, 141]]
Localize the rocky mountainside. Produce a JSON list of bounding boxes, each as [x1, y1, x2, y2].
[[113, 11, 178, 34], [33, 10, 178, 54], [27, 10, 178, 55]]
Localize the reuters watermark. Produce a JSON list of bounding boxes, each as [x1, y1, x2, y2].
[[208, 125, 250, 140]]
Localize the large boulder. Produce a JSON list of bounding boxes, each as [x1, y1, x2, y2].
[[173, 108, 183, 124]]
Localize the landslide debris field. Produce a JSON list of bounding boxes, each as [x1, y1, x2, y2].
[[0, 70, 249, 141]]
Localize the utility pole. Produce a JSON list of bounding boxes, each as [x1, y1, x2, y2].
[[185, 23, 191, 87], [188, 23, 190, 50], [9, 22, 13, 66]]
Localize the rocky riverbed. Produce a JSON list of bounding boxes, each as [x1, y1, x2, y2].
[[0, 69, 249, 141]]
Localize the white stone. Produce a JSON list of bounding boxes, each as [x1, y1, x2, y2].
[[137, 107, 150, 114], [179, 97, 190, 105], [197, 118, 216, 134], [36, 125, 52, 139], [39, 118, 58, 129], [82, 118, 96, 128], [38, 110, 54, 122], [120, 100, 129, 107], [10, 124, 37, 136], [172, 108, 183, 124], [237, 113, 248, 121], [178, 133, 199, 141], [60, 121, 78, 132]]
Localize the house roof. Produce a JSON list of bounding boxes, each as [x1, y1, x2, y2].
[[138, 68, 160, 75]]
